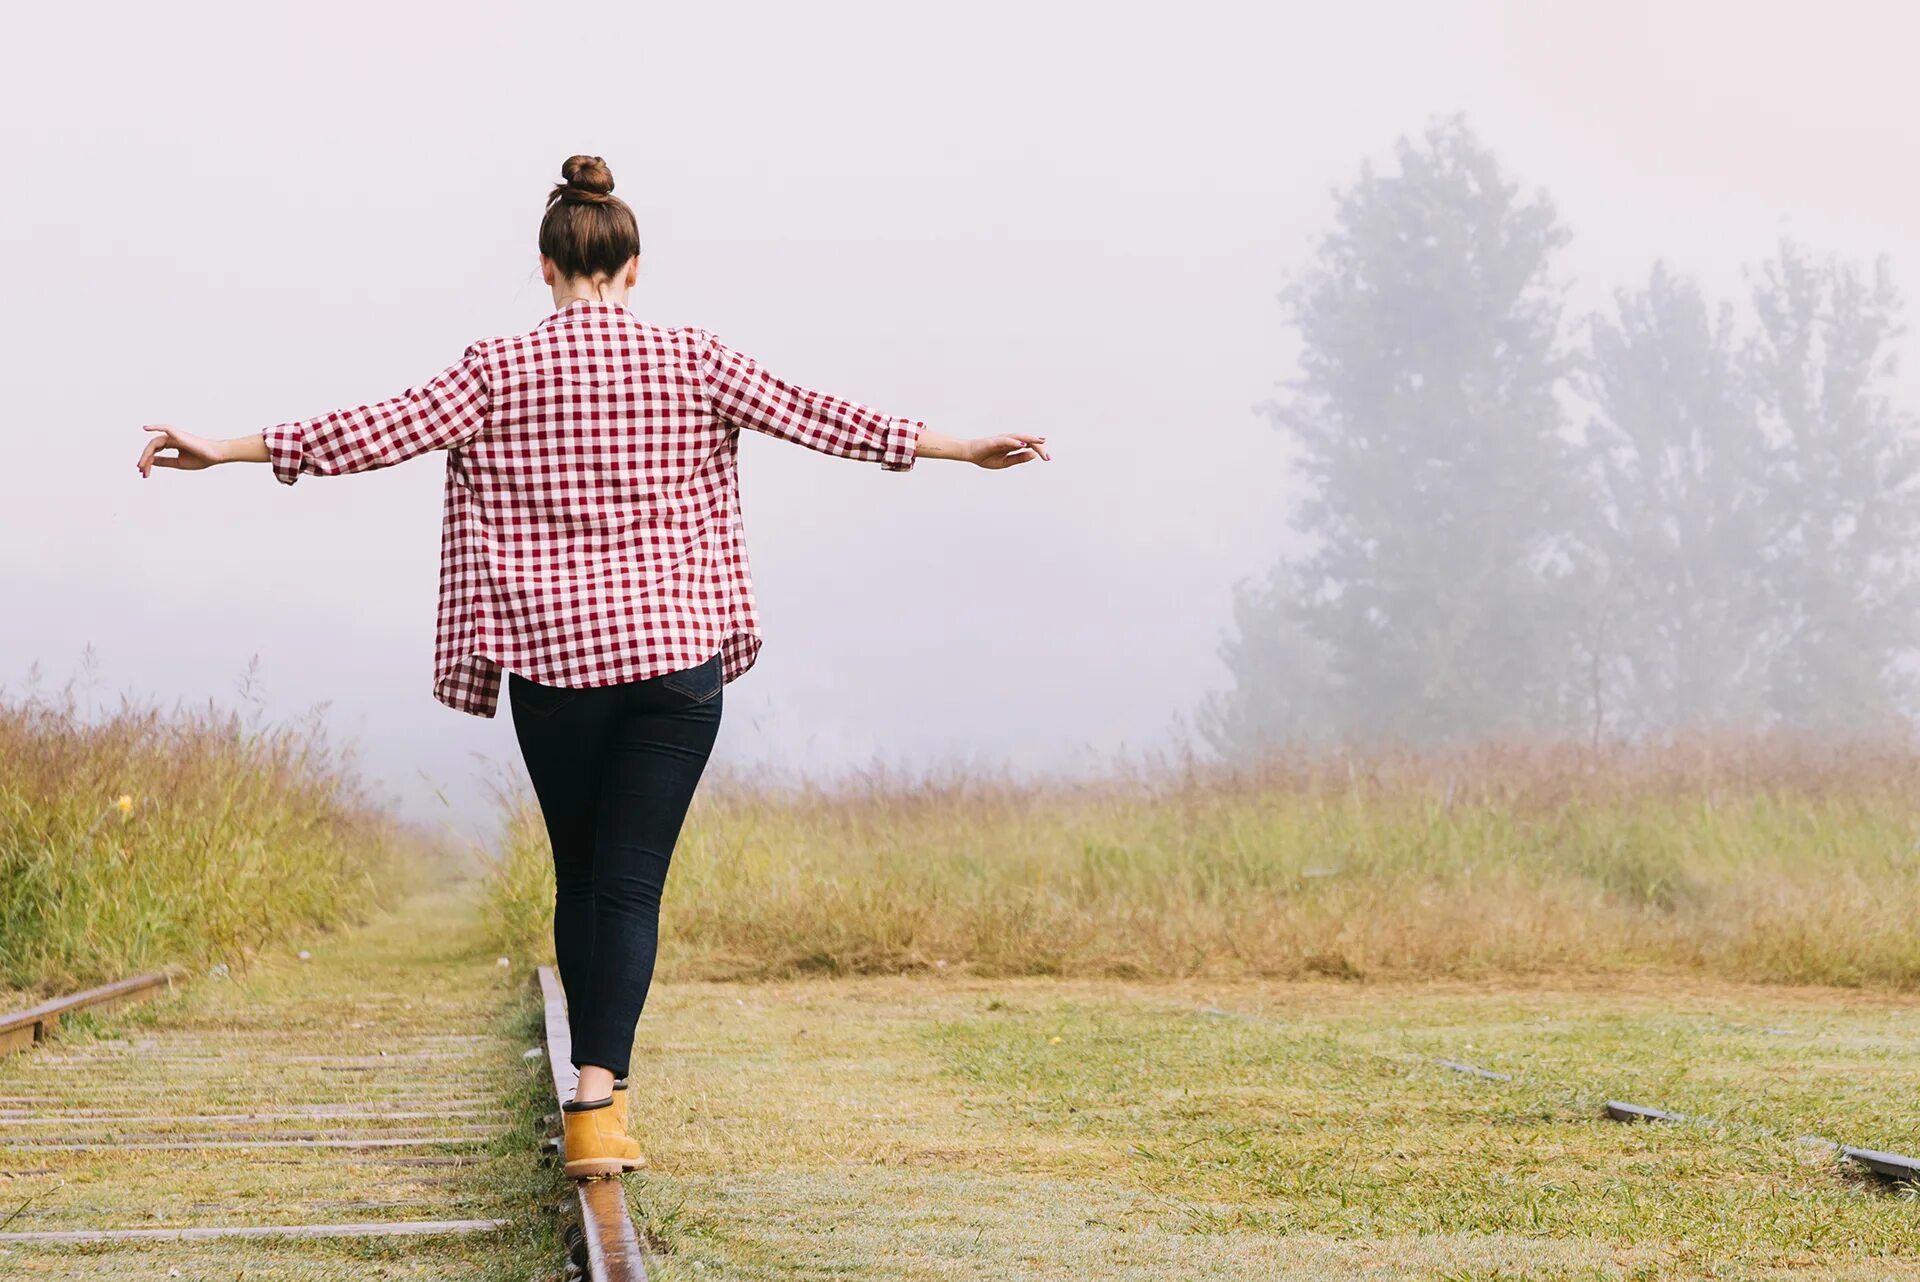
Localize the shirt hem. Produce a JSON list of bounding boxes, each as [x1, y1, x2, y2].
[[438, 627, 763, 717]]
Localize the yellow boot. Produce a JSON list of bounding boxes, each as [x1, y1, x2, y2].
[[561, 1096, 645, 1178]]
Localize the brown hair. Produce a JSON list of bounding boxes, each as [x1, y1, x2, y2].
[[538, 155, 640, 280]]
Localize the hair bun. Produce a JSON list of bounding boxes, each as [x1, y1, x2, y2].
[[559, 154, 614, 197], [539, 154, 641, 279]]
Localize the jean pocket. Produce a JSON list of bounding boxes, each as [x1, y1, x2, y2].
[[658, 652, 723, 704], [508, 673, 584, 718]]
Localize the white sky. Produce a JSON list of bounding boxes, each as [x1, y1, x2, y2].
[[6, 1, 1920, 845]]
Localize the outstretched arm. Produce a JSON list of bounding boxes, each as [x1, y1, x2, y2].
[[138, 346, 491, 482], [906, 426, 1051, 469], [136, 424, 266, 475], [697, 331, 1048, 471]]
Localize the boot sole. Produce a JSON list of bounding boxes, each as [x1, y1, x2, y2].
[[564, 1157, 633, 1179]]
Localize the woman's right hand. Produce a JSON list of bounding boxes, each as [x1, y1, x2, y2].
[[964, 433, 1051, 469], [906, 427, 1051, 468]]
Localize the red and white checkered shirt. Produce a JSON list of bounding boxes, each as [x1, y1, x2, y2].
[[264, 300, 922, 717]]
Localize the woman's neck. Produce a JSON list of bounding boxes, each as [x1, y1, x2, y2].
[[551, 278, 631, 310]]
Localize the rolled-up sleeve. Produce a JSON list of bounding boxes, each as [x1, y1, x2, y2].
[[266, 344, 491, 485], [695, 330, 920, 472]]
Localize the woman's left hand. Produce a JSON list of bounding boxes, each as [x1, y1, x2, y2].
[[137, 425, 226, 477]]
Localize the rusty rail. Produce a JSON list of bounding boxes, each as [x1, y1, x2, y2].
[[0, 973, 171, 1056], [537, 966, 651, 1281], [1201, 1000, 1920, 1191], [0, 965, 514, 1251]]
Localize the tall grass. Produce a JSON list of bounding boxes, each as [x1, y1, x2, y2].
[[0, 683, 413, 992], [482, 737, 1920, 989]]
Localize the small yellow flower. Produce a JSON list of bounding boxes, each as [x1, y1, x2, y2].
[[115, 794, 134, 814], [1048, 1036, 1063, 1045]]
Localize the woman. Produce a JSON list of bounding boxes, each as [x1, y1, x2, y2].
[[135, 154, 1049, 1179]]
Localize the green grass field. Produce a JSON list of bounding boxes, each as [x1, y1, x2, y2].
[[13, 701, 1920, 1278], [463, 740, 1920, 1275], [4, 885, 1914, 1280], [607, 974, 1920, 1280]]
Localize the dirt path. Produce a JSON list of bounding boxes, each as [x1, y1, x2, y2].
[[0, 887, 558, 1280]]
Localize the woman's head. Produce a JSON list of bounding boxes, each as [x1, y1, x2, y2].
[[539, 155, 640, 297]]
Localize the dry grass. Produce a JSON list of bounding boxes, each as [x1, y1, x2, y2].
[[0, 681, 425, 992], [484, 736, 1920, 989]]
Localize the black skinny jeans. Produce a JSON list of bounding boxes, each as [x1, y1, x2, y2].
[[507, 650, 723, 1078]]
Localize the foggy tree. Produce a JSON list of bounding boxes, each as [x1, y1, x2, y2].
[[1205, 116, 1582, 754], [1578, 264, 1775, 735], [1195, 561, 1332, 755], [1745, 243, 1920, 731]]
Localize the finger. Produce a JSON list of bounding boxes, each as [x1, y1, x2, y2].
[[1002, 435, 1049, 462], [139, 426, 176, 477]]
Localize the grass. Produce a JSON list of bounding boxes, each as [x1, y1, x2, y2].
[[15, 890, 1914, 1280], [612, 974, 1920, 1280], [480, 788, 562, 963], [473, 735, 1920, 1275], [0, 676, 439, 994], [0, 887, 567, 1281], [482, 736, 1920, 990], [22, 694, 1917, 1277]]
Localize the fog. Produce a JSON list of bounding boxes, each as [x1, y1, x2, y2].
[[6, 1, 1920, 844]]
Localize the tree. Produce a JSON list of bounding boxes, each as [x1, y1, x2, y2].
[[1205, 116, 1583, 756], [1578, 264, 1775, 735], [1196, 561, 1332, 755], [1745, 243, 1920, 731]]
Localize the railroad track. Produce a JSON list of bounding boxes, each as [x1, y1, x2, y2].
[[0, 973, 173, 1056], [537, 965, 651, 1281], [0, 933, 657, 1277], [0, 897, 540, 1278]]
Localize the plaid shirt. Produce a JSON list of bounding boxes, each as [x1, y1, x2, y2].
[[264, 300, 922, 717]]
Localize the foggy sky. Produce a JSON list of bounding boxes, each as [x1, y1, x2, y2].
[[7, 1, 1920, 848]]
